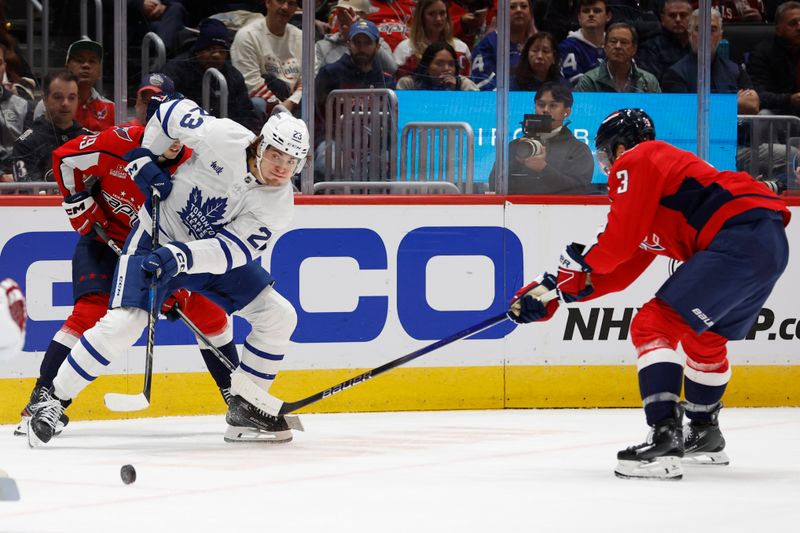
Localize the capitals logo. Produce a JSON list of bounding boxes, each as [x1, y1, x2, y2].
[[179, 186, 227, 239], [639, 233, 665, 252]]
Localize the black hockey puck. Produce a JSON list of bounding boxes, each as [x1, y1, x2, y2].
[[120, 464, 136, 485]]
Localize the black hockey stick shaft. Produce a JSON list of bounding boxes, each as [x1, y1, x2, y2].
[[278, 312, 509, 415], [92, 222, 235, 373], [142, 191, 161, 403]]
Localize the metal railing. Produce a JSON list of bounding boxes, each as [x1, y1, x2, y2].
[[80, 0, 103, 43], [141, 32, 166, 77], [202, 68, 229, 118], [0, 181, 60, 195], [399, 122, 475, 194], [738, 114, 800, 182], [25, 0, 50, 79]]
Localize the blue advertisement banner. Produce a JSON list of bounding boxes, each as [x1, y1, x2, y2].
[[395, 92, 738, 184]]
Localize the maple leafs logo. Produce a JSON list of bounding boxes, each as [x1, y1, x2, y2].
[[178, 187, 227, 239]]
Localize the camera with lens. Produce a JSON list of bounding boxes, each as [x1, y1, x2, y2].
[[510, 114, 552, 160]]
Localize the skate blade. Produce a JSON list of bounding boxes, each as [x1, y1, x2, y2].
[[683, 450, 730, 466], [0, 476, 20, 501], [26, 421, 48, 449], [614, 456, 683, 480], [223, 425, 293, 444], [285, 415, 304, 432]]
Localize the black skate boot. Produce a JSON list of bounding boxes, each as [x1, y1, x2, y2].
[[14, 386, 69, 437], [27, 388, 71, 448], [684, 402, 729, 465], [615, 405, 684, 480], [224, 395, 301, 443]]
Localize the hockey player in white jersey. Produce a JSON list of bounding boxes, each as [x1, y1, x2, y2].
[[27, 96, 310, 446]]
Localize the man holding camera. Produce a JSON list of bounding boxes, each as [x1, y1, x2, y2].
[[489, 82, 594, 194]]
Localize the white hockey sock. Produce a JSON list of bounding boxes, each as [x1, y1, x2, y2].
[[53, 307, 148, 400]]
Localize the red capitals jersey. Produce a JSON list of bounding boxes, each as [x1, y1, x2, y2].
[[75, 90, 115, 132], [52, 125, 189, 245], [584, 141, 790, 276], [367, 0, 416, 51]]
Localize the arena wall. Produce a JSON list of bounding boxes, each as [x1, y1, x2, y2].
[[1, 195, 797, 422]]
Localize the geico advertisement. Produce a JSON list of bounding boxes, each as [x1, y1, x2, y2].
[[1, 203, 797, 378]]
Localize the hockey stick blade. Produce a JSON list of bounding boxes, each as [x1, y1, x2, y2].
[[103, 392, 151, 412], [0, 471, 20, 501], [277, 311, 510, 415]]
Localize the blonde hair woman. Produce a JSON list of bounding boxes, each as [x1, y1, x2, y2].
[[393, 0, 472, 79]]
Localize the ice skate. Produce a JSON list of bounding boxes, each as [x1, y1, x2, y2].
[[224, 395, 302, 443], [27, 388, 70, 448], [14, 386, 69, 437], [615, 407, 684, 481], [684, 403, 729, 466]]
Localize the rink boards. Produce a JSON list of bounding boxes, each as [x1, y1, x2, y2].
[[1, 195, 798, 422]]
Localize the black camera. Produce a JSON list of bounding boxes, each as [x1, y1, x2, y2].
[[510, 114, 552, 159]]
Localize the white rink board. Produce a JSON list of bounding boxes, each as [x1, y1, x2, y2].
[[0, 201, 797, 379]]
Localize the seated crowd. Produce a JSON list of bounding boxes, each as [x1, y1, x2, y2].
[[1, 0, 798, 192]]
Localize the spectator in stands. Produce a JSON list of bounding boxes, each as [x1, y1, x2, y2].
[[315, 0, 396, 76], [559, 0, 611, 86], [692, 1, 766, 22], [449, 0, 496, 49], [133, 73, 175, 125], [396, 41, 479, 90], [575, 22, 661, 92], [128, 0, 190, 55], [488, 82, 594, 194], [665, 8, 795, 178], [471, 0, 537, 90], [33, 40, 114, 133], [0, 45, 32, 183], [394, 0, 472, 79], [231, 0, 303, 117], [11, 70, 90, 183], [163, 18, 263, 133], [368, 0, 416, 51], [636, 0, 692, 82], [314, 19, 396, 177], [0, 10, 35, 101], [512, 32, 570, 90], [747, 1, 800, 116]]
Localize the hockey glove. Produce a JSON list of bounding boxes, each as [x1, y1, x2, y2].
[[161, 288, 190, 321], [556, 243, 594, 303], [507, 272, 560, 324], [62, 190, 108, 236], [141, 242, 192, 285], [124, 147, 172, 199], [1, 278, 26, 332]]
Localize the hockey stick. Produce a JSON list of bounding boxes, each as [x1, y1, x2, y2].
[[93, 222, 236, 373], [276, 311, 512, 415], [104, 192, 161, 412]]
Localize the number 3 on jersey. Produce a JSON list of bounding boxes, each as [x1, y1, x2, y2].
[[615, 169, 629, 194], [179, 106, 209, 129]]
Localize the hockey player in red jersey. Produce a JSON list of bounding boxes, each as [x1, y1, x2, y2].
[[508, 108, 790, 480], [14, 124, 239, 436]]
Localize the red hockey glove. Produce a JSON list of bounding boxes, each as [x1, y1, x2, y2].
[[507, 272, 560, 324], [62, 190, 108, 236], [1, 278, 26, 332], [556, 243, 594, 303], [161, 288, 190, 322]]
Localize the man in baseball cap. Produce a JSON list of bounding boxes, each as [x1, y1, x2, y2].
[[162, 19, 262, 133], [66, 39, 113, 131], [134, 72, 175, 124]]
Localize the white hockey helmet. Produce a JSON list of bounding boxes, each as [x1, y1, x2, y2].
[[257, 110, 310, 175]]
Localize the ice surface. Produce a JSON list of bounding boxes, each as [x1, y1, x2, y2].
[[1, 408, 799, 532]]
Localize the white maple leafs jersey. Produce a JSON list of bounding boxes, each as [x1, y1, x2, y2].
[[140, 98, 294, 275]]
